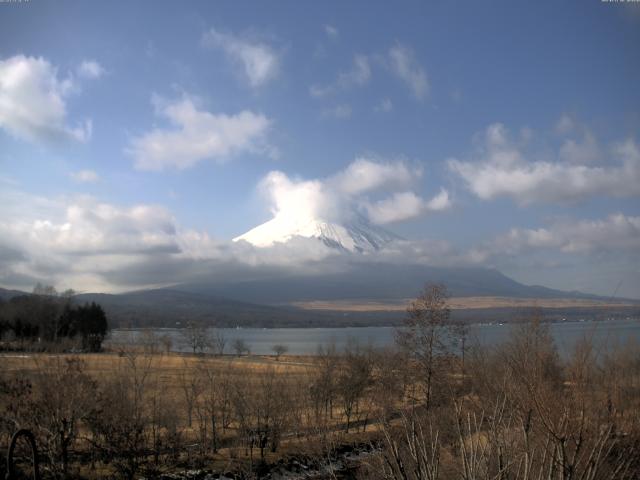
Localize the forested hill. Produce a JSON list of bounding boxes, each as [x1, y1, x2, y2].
[[73, 289, 363, 328]]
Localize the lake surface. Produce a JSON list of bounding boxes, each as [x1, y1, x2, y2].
[[108, 318, 640, 357]]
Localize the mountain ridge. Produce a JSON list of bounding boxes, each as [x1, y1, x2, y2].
[[1, 279, 638, 329], [178, 263, 616, 305]]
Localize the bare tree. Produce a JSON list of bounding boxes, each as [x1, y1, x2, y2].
[[140, 329, 160, 354], [272, 344, 288, 361], [379, 410, 441, 480], [194, 359, 231, 453], [213, 329, 227, 356], [396, 283, 456, 409], [178, 361, 202, 428], [232, 368, 293, 462], [460, 314, 638, 480], [233, 338, 249, 356], [371, 347, 411, 422], [337, 342, 373, 432], [86, 351, 154, 480], [310, 343, 338, 427], [27, 356, 95, 476], [181, 321, 210, 354]]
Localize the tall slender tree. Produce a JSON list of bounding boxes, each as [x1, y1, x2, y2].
[[396, 283, 456, 409]]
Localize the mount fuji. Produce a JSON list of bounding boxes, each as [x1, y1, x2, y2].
[[233, 213, 401, 252]]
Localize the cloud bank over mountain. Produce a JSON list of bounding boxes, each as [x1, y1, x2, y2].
[[1, 157, 638, 297]]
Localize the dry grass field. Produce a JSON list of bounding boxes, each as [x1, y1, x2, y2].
[[0, 349, 387, 478], [0, 351, 324, 434], [291, 296, 637, 311], [0, 351, 315, 376], [1, 315, 639, 479]]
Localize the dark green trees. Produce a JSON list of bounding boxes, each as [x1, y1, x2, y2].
[[0, 286, 109, 351], [58, 302, 109, 351]]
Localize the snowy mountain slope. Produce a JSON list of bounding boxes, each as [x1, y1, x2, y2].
[[233, 214, 401, 252]]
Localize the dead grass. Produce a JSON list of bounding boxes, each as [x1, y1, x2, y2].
[[291, 296, 637, 311], [0, 351, 311, 373], [0, 351, 347, 475]]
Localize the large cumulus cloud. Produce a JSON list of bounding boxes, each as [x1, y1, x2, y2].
[[256, 157, 451, 227], [0, 55, 97, 144], [448, 121, 640, 204]]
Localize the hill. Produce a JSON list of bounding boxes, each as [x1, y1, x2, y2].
[[178, 263, 608, 305], [2, 263, 638, 328]]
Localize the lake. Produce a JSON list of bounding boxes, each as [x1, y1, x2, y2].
[[108, 318, 640, 357]]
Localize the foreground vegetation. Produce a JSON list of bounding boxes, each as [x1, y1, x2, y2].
[[1, 285, 638, 479]]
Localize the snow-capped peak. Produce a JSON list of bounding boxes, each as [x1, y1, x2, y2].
[[233, 213, 400, 252]]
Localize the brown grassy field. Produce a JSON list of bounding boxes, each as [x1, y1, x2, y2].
[[0, 350, 382, 477], [2, 318, 638, 479], [0, 351, 380, 434], [291, 296, 637, 311], [0, 351, 318, 423], [0, 351, 314, 374]]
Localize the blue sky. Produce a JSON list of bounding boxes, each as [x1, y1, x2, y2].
[[0, 0, 639, 297]]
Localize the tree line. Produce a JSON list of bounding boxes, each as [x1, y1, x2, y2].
[[0, 284, 109, 352]]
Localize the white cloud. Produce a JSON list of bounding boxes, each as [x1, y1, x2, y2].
[[202, 28, 280, 87], [364, 189, 451, 224], [332, 157, 416, 195], [375, 98, 393, 112], [558, 131, 600, 164], [4, 199, 179, 257], [425, 188, 452, 210], [69, 170, 99, 183], [0, 55, 92, 144], [324, 24, 339, 40], [0, 186, 342, 292], [322, 104, 352, 119], [0, 190, 186, 291], [386, 44, 428, 100], [77, 60, 104, 79], [310, 54, 371, 97], [489, 214, 640, 256], [360, 212, 640, 278], [128, 95, 271, 171], [554, 115, 601, 164], [448, 122, 640, 204], [259, 171, 329, 222], [257, 157, 449, 226], [44, 203, 175, 254], [310, 43, 427, 101], [0, 184, 634, 295]]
